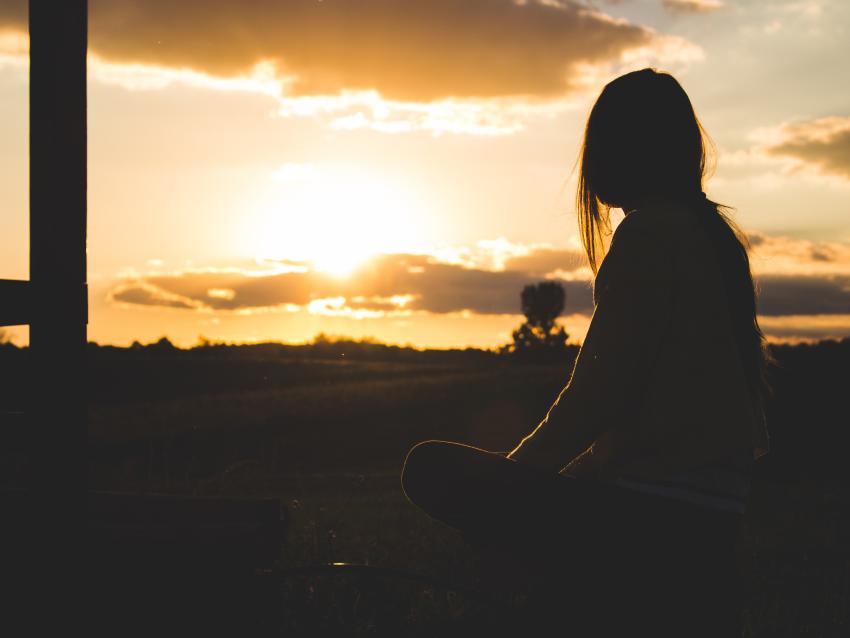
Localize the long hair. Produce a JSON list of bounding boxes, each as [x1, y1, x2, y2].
[[576, 68, 772, 407]]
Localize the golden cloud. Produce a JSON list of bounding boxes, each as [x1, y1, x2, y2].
[[105, 230, 850, 327], [761, 116, 850, 180], [108, 250, 595, 316], [1, 0, 690, 102], [747, 231, 850, 276], [758, 315, 850, 343], [662, 0, 725, 14]]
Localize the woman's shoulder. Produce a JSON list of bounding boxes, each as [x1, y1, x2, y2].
[[593, 207, 680, 302], [604, 204, 690, 267]]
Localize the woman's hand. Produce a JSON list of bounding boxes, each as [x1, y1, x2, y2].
[[505, 436, 566, 472]]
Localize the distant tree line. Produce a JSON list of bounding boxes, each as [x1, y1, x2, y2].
[[94, 333, 500, 365]]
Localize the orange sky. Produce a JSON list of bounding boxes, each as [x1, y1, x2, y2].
[[1, 0, 849, 348]]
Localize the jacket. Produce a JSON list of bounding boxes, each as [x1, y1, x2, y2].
[[508, 200, 770, 481]]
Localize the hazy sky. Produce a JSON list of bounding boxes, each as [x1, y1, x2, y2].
[[1, 0, 849, 348]]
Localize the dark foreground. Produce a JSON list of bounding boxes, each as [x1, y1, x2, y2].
[[2, 339, 849, 636]]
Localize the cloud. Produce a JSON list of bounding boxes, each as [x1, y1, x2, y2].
[[0, 0, 690, 103], [662, 0, 725, 14], [743, 232, 850, 318], [107, 228, 850, 326], [108, 250, 595, 317], [760, 116, 850, 181], [747, 231, 850, 276], [757, 274, 850, 316], [759, 314, 850, 343], [109, 282, 201, 310], [104, 231, 850, 342]]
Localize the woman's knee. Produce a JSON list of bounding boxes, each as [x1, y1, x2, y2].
[[401, 440, 501, 506], [400, 440, 446, 502]]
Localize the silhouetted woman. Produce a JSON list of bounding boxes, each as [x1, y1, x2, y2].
[[401, 68, 771, 637]]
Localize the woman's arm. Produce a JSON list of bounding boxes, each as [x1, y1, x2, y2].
[[507, 211, 676, 473]]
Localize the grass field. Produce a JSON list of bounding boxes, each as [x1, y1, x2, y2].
[[6, 343, 850, 635]]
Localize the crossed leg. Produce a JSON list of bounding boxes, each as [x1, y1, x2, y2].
[[400, 439, 744, 637]]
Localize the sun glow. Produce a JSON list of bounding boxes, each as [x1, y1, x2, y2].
[[249, 166, 430, 277]]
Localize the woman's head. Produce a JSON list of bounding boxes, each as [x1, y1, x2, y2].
[[577, 68, 711, 271]]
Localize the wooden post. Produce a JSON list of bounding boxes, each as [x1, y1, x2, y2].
[[28, 0, 87, 487], [22, 1, 87, 629]]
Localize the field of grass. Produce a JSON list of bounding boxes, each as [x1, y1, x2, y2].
[[6, 342, 850, 635]]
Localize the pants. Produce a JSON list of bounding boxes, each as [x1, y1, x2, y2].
[[401, 440, 744, 637]]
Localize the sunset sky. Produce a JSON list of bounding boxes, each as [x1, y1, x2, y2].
[[1, 0, 849, 348]]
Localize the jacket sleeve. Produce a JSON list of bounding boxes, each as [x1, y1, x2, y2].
[[507, 212, 676, 473]]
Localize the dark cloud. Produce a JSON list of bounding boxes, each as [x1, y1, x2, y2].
[[109, 251, 595, 316], [758, 274, 850, 316], [810, 249, 833, 263], [662, 0, 725, 14], [746, 232, 766, 247], [109, 283, 198, 310], [763, 117, 850, 180], [0, 0, 661, 101], [109, 250, 850, 321]]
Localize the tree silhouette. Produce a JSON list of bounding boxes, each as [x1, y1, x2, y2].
[[507, 281, 569, 358]]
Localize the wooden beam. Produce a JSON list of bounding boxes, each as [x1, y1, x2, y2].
[[0, 279, 30, 326]]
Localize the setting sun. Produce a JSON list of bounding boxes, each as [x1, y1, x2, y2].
[[251, 166, 430, 277]]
